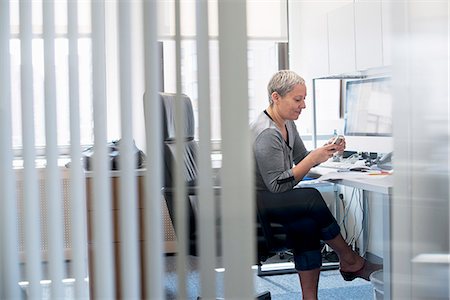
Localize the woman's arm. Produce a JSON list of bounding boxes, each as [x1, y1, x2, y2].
[[290, 122, 345, 181], [291, 144, 342, 181]]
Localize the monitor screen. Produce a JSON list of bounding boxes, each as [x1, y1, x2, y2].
[[344, 77, 392, 137]]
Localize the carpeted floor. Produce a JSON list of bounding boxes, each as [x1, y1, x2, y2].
[[164, 256, 375, 300], [253, 270, 374, 300], [21, 255, 375, 299]]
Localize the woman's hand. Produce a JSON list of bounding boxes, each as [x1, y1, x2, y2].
[[326, 135, 346, 148], [325, 135, 346, 155], [292, 138, 346, 181], [309, 143, 345, 165]]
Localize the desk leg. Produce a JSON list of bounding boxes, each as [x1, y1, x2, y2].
[[334, 184, 340, 223], [362, 191, 391, 299], [382, 193, 391, 300], [362, 190, 368, 257]]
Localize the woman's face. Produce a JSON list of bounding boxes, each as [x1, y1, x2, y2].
[[273, 83, 307, 121]]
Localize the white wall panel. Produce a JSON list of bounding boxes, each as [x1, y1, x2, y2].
[[391, 1, 449, 299]]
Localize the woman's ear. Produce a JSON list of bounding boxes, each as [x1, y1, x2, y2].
[[271, 91, 280, 104]]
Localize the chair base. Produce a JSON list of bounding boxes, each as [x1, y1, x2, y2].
[[255, 291, 272, 300], [257, 251, 297, 276], [257, 250, 340, 276], [197, 290, 271, 300]]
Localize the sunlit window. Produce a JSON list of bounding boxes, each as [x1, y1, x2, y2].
[[10, 38, 94, 148], [9, 0, 288, 153], [162, 39, 280, 141]]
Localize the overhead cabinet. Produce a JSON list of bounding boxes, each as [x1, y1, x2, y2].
[[327, 0, 387, 75], [327, 3, 356, 75], [354, 0, 383, 70]]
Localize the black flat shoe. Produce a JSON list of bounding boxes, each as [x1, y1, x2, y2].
[[340, 259, 383, 281]]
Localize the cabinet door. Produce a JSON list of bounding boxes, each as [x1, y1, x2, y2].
[[328, 3, 356, 75], [307, 14, 330, 77], [381, 1, 392, 66], [354, 0, 383, 70]]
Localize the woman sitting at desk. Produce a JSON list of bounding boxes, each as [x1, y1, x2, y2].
[[250, 70, 381, 300]]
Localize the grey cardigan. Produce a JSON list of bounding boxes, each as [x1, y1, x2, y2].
[[250, 111, 309, 193]]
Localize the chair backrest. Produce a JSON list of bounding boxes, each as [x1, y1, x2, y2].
[[160, 92, 195, 142], [158, 92, 198, 254], [160, 93, 198, 188]]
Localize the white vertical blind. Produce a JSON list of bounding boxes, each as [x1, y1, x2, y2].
[[117, 0, 141, 298], [174, 0, 189, 299], [218, 1, 255, 299], [142, 0, 165, 298], [196, 0, 217, 299], [67, 0, 89, 298], [20, 0, 43, 298], [43, 0, 65, 298], [0, 0, 21, 298], [91, 0, 115, 298], [1, 0, 264, 298]]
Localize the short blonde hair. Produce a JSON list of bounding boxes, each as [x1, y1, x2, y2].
[[267, 70, 305, 104]]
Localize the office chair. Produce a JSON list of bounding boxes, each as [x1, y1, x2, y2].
[[256, 197, 296, 276], [256, 191, 341, 276], [156, 92, 271, 299], [159, 92, 199, 255]]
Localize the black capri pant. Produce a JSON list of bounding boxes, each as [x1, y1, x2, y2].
[[257, 187, 340, 271]]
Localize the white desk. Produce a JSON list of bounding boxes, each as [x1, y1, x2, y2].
[[309, 166, 393, 300]]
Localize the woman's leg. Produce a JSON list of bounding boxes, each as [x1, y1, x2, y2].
[[298, 268, 320, 300], [257, 188, 381, 282], [257, 188, 330, 296], [326, 233, 382, 280], [325, 233, 364, 272]]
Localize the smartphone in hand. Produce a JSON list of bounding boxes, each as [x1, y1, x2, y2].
[[331, 135, 344, 145]]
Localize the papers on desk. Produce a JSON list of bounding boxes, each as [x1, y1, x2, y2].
[[317, 169, 392, 182], [307, 166, 393, 194]]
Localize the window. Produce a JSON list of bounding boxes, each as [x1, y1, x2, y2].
[[9, 1, 287, 153], [300, 79, 343, 149], [10, 38, 94, 149], [162, 39, 281, 142], [10, 0, 93, 152]]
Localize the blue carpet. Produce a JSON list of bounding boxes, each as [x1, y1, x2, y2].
[[165, 257, 375, 300], [253, 270, 373, 300], [25, 257, 374, 299]]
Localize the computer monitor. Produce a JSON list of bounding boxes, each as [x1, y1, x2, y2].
[[344, 77, 392, 137], [343, 77, 393, 153]]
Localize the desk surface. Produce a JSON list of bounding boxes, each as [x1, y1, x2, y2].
[[309, 166, 393, 195]]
